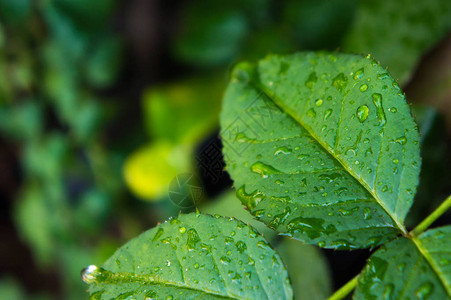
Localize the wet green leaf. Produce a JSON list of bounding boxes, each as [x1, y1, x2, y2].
[[355, 226, 451, 299], [220, 52, 421, 249], [201, 191, 275, 239], [343, 0, 451, 83], [82, 213, 293, 299]]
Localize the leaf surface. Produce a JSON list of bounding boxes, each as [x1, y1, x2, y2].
[[220, 52, 421, 249], [354, 226, 451, 299], [82, 213, 292, 299]]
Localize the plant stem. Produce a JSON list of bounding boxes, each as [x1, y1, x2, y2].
[[328, 274, 359, 300], [411, 194, 451, 236]]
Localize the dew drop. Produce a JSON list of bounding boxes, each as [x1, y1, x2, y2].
[[307, 108, 316, 118], [315, 99, 323, 106], [353, 68, 364, 80], [332, 73, 348, 92], [363, 207, 372, 220], [251, 161, 281, 178], [360, 84, 368, 92], [415, 282, 433, 299], [395, 136, 407, 145], [372, 93, 386, 126], [356, 105, 369, 123], [81, 265, 103, 284], [179, 227, 186, 234], [305, 72, 318, 89], [324, 109, 332, 121]]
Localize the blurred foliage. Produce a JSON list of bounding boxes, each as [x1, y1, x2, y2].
[[0, 0, 450, 298], [124, 77, 224, 200], [0, 0, 125, 298], [343, 0, 451, 83]]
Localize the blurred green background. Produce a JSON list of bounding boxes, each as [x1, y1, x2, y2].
[[0, 0, 450, 299]]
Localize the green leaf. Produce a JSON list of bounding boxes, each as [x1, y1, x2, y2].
[[343, 0, 451, 83], [220, 52, 421, 249], [202, 192, 332, 299], [354, 226, 451, 299], [201, 191, 275, 239], [82, 213, 293, 299]]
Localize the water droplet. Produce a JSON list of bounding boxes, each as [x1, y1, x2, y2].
[[152, 228, 164, 241], [363, 207, 372, 220], [392, 82, 400, 90], [220, 256, 231, 265], [360, 84, 368, 92], [395, 136, 407, 145], [81, 265, 104, 284], [305, 72, 318, 89], [353, 68, 365, 80], [339, 207, 358, 216], [232, 63, 253, 83], [388, 107, 397, 113], [332, 73, 348, 92], [318, 241, 325, 248], [393, 159, 399, 164], [274, 146, 292, 156], [334, 187, 348, 196], [415, 282, 433, 299], [145, 290, 157, 299], [166, 296, 174, 300], [256, 241, 271, 250], [235, 241, 247, 253], [179, 227, 186, 234], [372, 93, 386, 126], [377, 73, 390, 80], [356, 105, 369, 123], [236, 185, 264, 210], [315, 99, 323, 106], [186, 229, 200, 250], [251, 161, 281, 178], [193, 263, 199, 269], [307, 108, 316, 118], [324, 109, 332, 121], [318, 173, 341, 183]]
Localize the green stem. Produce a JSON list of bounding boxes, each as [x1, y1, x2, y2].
[[328, 274, 359, 300], [411, 194, 451, 236]]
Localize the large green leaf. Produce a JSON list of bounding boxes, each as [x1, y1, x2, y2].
[[202, 192, 332, 299], [82, 213, 293, 299], [354, 226, 451, 299], [220, 52, 421, 249], [343, 0, 451, 83]]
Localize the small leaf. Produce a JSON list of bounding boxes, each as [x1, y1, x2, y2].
[[220, 52, 421, 249], [82, 213, 293, 299], [354, 226, 451, 299], [343, 0, 451, 83]]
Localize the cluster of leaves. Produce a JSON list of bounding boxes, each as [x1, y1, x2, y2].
[[126, 0, 451, 204], [82, 51, 451, 299], [0, 0, 126, 298]]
